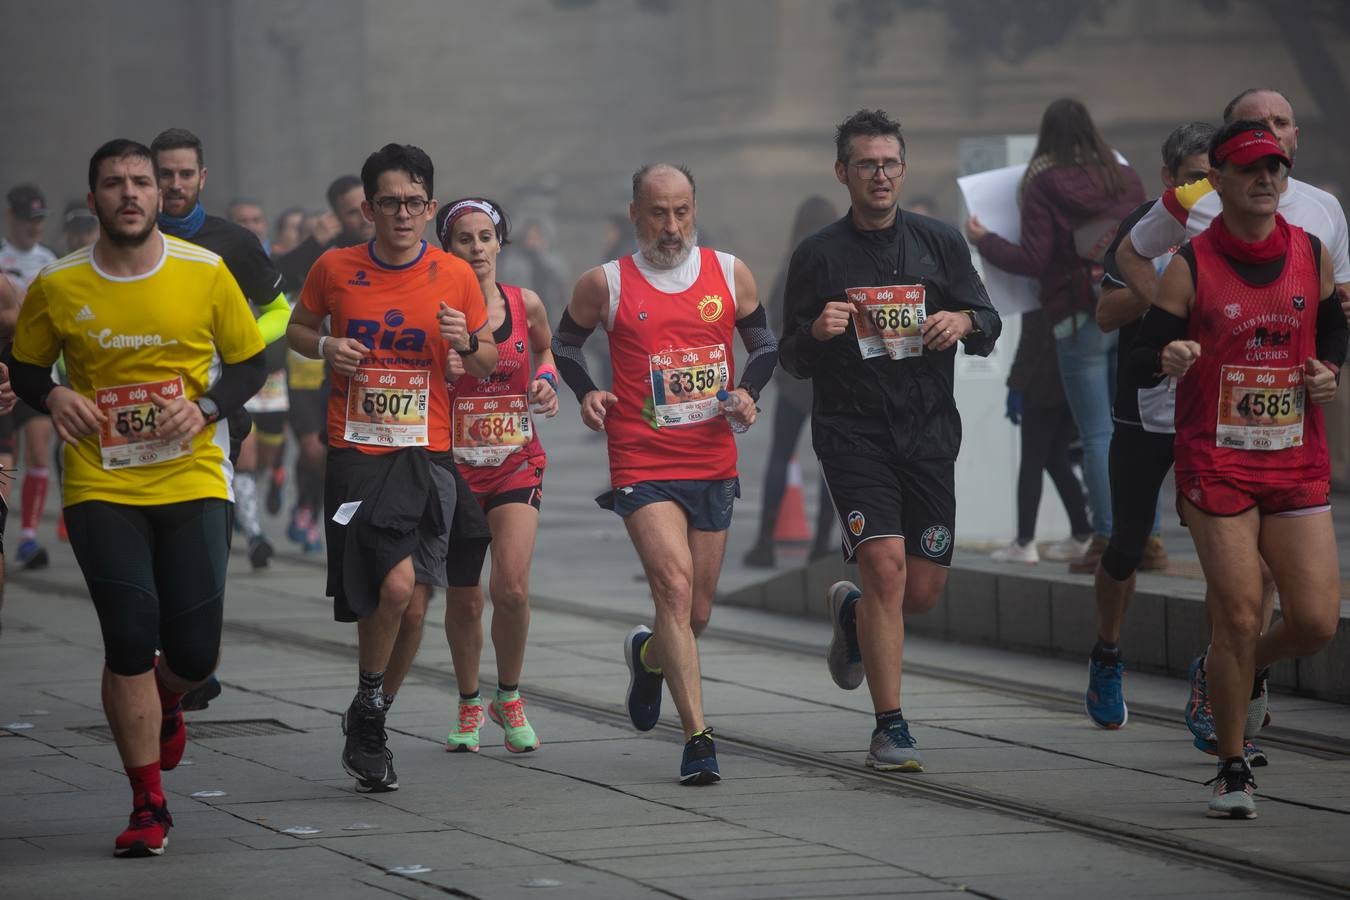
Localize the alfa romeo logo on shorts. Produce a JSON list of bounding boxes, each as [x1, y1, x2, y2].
[[920, 525, 951, 558], [847, 511, 865, 536]]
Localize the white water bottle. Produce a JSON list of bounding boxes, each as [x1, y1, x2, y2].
[[717, 389, 750, 434]]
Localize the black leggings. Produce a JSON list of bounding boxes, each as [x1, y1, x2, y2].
[[752, 394, 835, 548], [66, 498, 232, 679], [1018, 403, 1091, 543], [1101, 423, 1175, 581]]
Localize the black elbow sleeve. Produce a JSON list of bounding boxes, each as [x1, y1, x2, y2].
[[1126, 307, 1188, 388], [1316, 292, 1348, 368]]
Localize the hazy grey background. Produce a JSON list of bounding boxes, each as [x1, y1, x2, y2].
[[3, 0, 1349, 284]]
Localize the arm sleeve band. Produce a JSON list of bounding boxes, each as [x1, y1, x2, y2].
[[1316, 290, 1348, 368], [734, 305, 778, 399], [1125, 307, 1188, 388], [206, 350, 268, 415], [551, 309, 601, 402], [2, 350, 57, 413], [255, 292, 292, 345]]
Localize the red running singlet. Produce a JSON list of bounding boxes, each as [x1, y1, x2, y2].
[[605, 248, 738, 487], [449, 283, 546, 495], [1173, 217, 1327, 485]]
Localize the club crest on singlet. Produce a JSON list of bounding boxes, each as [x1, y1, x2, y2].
[[698, 294, 725, 323]]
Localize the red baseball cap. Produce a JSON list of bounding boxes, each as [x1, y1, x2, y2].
[[1214, 128, 1290, 168]]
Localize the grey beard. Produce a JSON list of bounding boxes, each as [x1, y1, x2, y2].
[[637, 228, 697, 269]]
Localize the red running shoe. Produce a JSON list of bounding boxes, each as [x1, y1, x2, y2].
[[160, 704, 186, 771], [114, 796, 173, 857]]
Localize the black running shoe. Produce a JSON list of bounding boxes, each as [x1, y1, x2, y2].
[[265, 467, 285, 516], [680, 727, 721, 786], [248, 534, 274, 570], [624, 625, 663, 732], [180, 675, 222, 712], [342, 700, 398, 792]]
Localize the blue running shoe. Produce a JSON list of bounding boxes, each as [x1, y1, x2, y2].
[[1184, 654, 1216, 744], [624, 625, 663, 732], [826, 581, 864, 690], [16, 538, 48, 570], [1085, 658, 1128, 729], [680, 728, 720, 785]]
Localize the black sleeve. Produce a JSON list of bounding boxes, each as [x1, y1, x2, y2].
[[945, 231, 1001, 357], [777, 243, 828, 379], [1125, 306, 1188, 387], [551, 309, 601, 402], [1317, 289, 1348, 368], [2, 351, 57, 412], [228, 230, 286, 308], [1102, 201, 1155, 291], [275, 236, 326, 290], [204, 350, 268, 415]]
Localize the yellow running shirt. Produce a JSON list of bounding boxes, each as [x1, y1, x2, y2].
[[12, 234, 265, 506]]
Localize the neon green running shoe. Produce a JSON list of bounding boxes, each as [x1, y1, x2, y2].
[[488, 690, 539, 753], [445, 697, 484, 753]]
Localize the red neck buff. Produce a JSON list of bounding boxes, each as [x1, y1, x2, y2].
[[1208, 211, 1290, 265]]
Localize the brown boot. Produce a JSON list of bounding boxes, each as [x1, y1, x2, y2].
[[1068, 535, 1109, 574], [1138, 536, 1169, 572]]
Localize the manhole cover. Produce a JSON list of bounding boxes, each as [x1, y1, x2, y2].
[[72, 719, 303, 742]]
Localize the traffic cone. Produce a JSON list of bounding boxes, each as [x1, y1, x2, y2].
[[773, 455, 811, 544]]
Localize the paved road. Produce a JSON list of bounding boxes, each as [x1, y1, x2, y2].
[[4, 403, 1350, 898]]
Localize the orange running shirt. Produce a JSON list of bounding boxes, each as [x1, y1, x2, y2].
[[299, 240, 486, 453]]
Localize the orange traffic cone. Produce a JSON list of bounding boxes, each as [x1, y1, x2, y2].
[[773, 455, 811, 544]]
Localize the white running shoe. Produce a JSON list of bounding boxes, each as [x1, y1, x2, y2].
[[990, 540, 1038, 564], [1042, 535, 1091, 562]]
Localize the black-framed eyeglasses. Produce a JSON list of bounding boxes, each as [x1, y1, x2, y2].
[[373, 196, 429, 216], [852, 160, 905, 179]]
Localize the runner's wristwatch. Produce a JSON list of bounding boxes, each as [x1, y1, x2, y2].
[[196, 395, 221, 424], [458, 333, 480, 355]]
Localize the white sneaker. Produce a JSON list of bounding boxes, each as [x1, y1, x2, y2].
[[1042, 535, 1091, 562], [991, 540, 1038, 564]]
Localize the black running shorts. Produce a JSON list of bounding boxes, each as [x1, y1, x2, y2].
[[819, 453, 956, 566], [288, 387, 327, 439]]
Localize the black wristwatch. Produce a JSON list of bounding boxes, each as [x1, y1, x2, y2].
[[962, 309, 981, 336], [737, 382, 761, 404], [458, 333, 480, 355], [196, 395, 221, 424]]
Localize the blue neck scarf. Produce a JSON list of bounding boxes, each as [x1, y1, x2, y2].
[[159, 202, 206, 239]]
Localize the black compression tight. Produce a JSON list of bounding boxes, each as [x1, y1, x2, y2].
[[65, 498, 232, 680]]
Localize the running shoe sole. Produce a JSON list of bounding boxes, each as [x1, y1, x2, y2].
[[865, 755, 924, 773], [113, 839, 167, 858], [1207, 802, 1257, 820], [444, 743, 479, 753], [679, 768, 721, 786]]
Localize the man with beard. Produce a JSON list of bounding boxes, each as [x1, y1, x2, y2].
[[3, 139, 266, 855], [553, 163, 776, 785], [780, 109, 1001, 772], [151, 128, 290, 572]]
